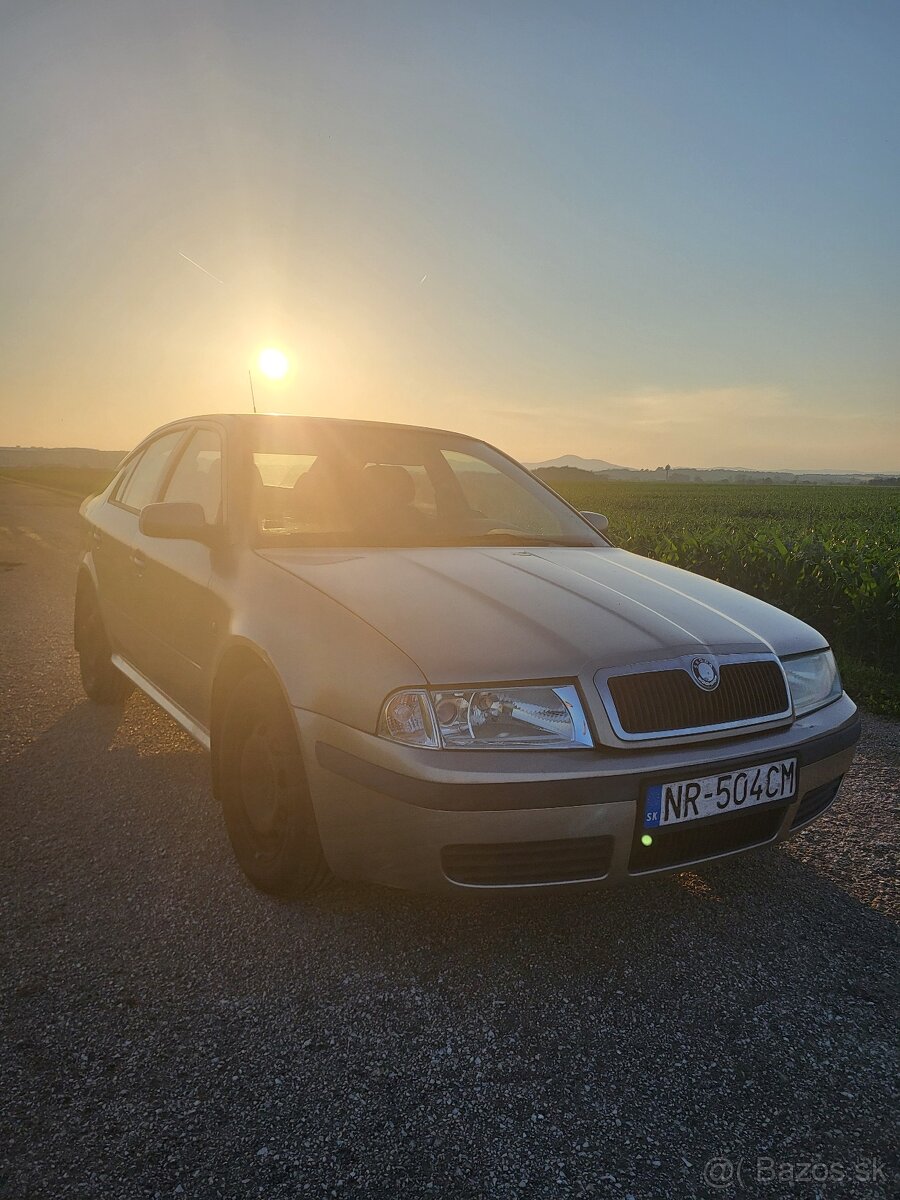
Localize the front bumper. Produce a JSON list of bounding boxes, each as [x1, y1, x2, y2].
[[295, 694, 861, 893]]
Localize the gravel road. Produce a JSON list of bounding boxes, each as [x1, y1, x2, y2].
[[1, 479, 897, 1199]]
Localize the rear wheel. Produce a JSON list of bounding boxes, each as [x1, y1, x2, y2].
[[215, 668, 331, 897], [75, 585, 132, 704]]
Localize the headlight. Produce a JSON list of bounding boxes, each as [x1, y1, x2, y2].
[[782, 649, 842, 715], [378, 684, 594, 749]]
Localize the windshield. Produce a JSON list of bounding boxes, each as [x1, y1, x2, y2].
[[249, 422, 605, 549]]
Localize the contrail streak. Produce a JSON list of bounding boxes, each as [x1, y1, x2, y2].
[[178, 251, 224, 284]]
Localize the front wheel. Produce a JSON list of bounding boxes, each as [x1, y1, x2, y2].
[[75, 585, 132, 705], [215, 669, 331, 897]]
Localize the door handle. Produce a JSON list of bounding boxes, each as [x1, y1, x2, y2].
[[91, 528, 102, 547], [130, 549, 146, 572]]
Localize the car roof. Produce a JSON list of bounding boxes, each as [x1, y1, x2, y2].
[[147, 412, 474, 441]]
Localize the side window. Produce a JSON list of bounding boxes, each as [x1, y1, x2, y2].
[[162, 429, 223, 524], [117, 432, 186, 512]]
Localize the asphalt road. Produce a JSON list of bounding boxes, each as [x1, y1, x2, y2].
[[1, 479, 897, 1200]]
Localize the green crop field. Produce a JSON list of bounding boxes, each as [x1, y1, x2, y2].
[[544, 478, 900, 717]]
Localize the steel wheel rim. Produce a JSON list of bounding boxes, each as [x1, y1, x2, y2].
[[239, 720, 284, 843]]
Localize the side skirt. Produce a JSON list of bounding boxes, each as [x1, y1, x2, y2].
[[111, 654, 211, 751]]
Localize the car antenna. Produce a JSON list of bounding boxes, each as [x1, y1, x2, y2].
[[248, 369, 257, 414]]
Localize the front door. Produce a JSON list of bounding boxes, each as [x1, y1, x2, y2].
[[96, 429, 189, 662], [135, 426, 226, 720]]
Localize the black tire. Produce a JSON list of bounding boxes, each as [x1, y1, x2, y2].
[[215, 668, 331, 897], [75, 585, 132, 705]]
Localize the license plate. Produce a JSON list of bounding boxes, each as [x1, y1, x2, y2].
[[644, 757, 797, 828]]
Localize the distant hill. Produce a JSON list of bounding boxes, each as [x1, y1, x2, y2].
[[525, 454, 627, 472], [0, 446, 126, 469]]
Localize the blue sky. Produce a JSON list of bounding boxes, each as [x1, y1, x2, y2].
[[1, 0, 897, 468]]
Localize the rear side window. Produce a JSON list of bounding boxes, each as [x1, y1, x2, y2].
[[111, 454, 141, 498], [162, 429, 223, 523], [117, 431, 186, 511]]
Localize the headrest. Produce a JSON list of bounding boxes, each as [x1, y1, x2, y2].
[[289, 465, 340, 520], [361, 464, 416, 507]]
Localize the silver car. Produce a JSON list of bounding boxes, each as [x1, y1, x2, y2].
[[75, 414, 860, 896]]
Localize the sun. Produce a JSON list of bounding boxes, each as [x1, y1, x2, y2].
[[258, 347, 289, 380]]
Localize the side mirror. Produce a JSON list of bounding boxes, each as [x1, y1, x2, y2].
[[580, 510, 609, 533], [139, 502, 213, 543]]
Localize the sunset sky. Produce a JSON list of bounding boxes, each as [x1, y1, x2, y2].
[[1, 1, 897, 470]]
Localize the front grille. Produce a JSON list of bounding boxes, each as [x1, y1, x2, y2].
[[607, 659, 789, 736], [442, 836, 613, 886], [790, 777, 843, 829], [629, 804, 785, 873]]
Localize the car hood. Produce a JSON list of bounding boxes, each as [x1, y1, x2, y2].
[[260, 546, 826, 683]]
